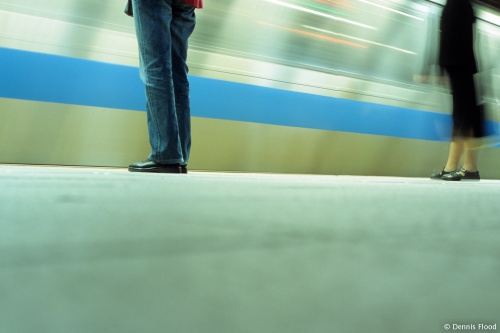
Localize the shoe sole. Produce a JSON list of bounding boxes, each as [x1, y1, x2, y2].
[[442, 178, 480, 182], [128, 167, 181, 174]]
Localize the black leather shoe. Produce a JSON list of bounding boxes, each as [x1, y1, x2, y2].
[[128, 160, 181, 173], [442, 167, 480, 181], [180, 165, 188, 174], [430, 168, 455, 180]]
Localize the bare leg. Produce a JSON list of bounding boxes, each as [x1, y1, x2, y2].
[[462, 139, 479, 172], [444, 139, 464, 172]]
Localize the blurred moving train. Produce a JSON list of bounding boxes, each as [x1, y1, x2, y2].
[[1, 0, 499, 177]]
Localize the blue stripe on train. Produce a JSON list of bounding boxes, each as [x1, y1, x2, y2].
[[1, 47, 497, 142]]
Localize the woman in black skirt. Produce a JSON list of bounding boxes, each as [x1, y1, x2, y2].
[[431, 0, 485, 181]]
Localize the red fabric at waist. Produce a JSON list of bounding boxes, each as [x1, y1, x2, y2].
[[182, 0, 203, 8]]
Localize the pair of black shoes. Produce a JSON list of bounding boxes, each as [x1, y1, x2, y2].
[[128, 159, 188, 174], [430, 167, 480, 181]]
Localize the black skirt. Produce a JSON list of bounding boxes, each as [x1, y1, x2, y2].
[[445, 66, 485, 138]]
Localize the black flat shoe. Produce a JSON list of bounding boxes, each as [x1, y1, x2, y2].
[[442, 167, 480, 181], [430, 168, 455, 180], [128, 159, 181, 173], [180, 165, 188, 174]]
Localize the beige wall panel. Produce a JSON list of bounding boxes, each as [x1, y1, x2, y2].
[[1, 98, 499, 179], [0, 98, 149, 167], [190, 118, 500, 179]]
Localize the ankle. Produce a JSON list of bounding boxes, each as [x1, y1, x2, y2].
[[462, 164, 478, 172], [444, 165, 458, 172]]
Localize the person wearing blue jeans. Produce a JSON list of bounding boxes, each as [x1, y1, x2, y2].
[[127, 0, 203, 173]]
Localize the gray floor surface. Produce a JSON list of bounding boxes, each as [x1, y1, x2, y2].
[[1, 164, 499, 333]]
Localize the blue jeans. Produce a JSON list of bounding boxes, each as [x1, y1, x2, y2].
[[132, 0, 196, 164]]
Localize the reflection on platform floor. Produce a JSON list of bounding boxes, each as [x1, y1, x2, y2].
[[1, 164, 499, 333]]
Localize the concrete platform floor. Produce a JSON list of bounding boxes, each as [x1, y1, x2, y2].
[[1, 164, 499, 333]]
